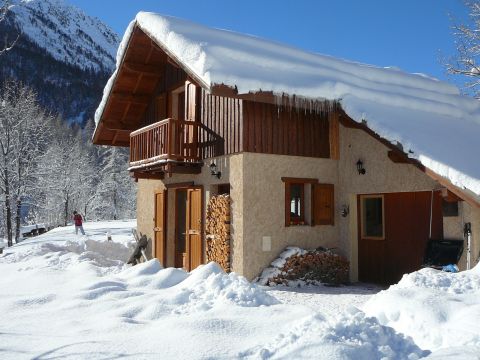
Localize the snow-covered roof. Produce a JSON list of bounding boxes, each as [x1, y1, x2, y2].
[[96, 12, 480, 197]]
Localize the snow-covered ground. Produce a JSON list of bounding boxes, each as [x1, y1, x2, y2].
[[0, 220, 479, 359]]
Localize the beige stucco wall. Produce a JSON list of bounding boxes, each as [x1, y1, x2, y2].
[[136, 154, 245, 273], [240, 153, 339, 280]]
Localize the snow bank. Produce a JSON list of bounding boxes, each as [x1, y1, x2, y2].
[[363, 264, 480, 354], [242, 308, 427, 359], [96, 12, 480, 195], [113, 260, 278, 316]]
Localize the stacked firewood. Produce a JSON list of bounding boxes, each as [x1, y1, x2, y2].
[[205, 194, 231, 272], [270, 249, 349, 285]]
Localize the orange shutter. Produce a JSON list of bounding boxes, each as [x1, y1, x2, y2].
[[313, 184, 334, 225]]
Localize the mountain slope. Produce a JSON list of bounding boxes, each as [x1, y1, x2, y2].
[[0, 0, 120, 124]]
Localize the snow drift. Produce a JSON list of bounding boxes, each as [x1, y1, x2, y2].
[[363, 264, 480, 354], [96, 12, 480, 196]]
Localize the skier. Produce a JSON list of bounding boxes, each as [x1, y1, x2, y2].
[[73, 211, 86, 235]]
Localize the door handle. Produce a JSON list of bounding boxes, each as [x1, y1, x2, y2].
[[154, 227, 162, 232]]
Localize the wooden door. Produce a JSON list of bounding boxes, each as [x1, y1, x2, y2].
[[358, 191, 443, 285], [186, 188, 203, 271], [154, 191, 166, 265]]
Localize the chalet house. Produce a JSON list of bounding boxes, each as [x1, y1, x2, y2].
[[93, 12, 480, 285]]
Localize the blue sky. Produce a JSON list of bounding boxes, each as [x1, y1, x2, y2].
[[69, 0, 468, 85]]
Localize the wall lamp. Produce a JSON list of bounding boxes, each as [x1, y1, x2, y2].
[[356, 159, 366, 175], [341, 205, 350, 217], [210, 161, 221, 179]]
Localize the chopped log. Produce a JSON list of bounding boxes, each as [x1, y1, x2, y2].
[[205, 194, 231, 272]]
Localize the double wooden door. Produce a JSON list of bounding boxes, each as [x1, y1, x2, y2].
[[174, 187, 203, 271], [358, 191, 443, 285], [154, 187, 203, 271]]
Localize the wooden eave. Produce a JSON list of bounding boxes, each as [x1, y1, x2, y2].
[[93, 24, 198, 147]]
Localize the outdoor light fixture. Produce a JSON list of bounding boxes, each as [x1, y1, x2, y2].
[[210, 161, 221, 179], [356, 159, 366, 175], [341, 205, 350, 218]]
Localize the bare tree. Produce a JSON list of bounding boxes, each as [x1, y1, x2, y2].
[[446, 1, 480, 98]]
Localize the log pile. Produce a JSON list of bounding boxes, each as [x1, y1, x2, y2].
[[206, 194, 231, 272], [269, 249, 349, 285]]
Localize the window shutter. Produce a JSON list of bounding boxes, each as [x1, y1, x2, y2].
[[313, 184, 334, 225]]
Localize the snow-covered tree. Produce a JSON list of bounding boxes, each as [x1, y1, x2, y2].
[[447, 1, 480, 98], [93, 146, 136, 220], [0, 80, 50, 245]]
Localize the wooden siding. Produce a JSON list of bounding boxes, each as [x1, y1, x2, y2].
[[140, 64, 188, 128], [200, 90, 243, 156], [243, 101, 330, 158], [137, 84, 333, 161]]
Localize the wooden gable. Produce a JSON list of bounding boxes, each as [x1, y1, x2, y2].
[[93, 27, 169, 146]]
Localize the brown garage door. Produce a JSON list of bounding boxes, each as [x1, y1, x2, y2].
[[358, 191, 443, 285]]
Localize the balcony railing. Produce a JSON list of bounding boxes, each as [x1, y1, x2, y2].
[[129, 118, 223, 170]]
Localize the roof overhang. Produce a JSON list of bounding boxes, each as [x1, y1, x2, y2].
[[338, 110, 480, 208], [93, 25, 184, 146]]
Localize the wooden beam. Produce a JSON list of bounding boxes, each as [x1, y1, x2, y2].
[[167, 164, 202, 174], [112, 92, 151, 104], [329, 112, 340, 160], [103, 119, 138, 131], [130, 171, 165, 180], [167, 56, 180, 68], [387, 150, 410, 164], [425, 169, 479, 208], [165, 181, 195, 189], [281, 177, 318, 184], [124, 61, 163, 76]]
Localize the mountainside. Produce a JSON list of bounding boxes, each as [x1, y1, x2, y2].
[[0, 0, 120, 124]]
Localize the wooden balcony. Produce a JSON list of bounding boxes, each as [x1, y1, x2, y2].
[[129, 118, 223, 176]]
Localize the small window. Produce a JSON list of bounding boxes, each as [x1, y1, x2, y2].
[[290, 183, 304, 223], [442, 199, 459, 217], [361, 195, 384, 239], [283, 181, 306, 226]]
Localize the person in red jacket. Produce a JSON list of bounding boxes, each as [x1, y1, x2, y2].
[[73, 210, 85, 235]]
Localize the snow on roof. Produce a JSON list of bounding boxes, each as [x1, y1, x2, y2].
[[96, 12, 480, 196]]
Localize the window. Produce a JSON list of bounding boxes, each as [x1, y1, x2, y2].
[[361, 195, 384, 239], [282, 178, 334, 227], [289, 183, 304, 224]]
